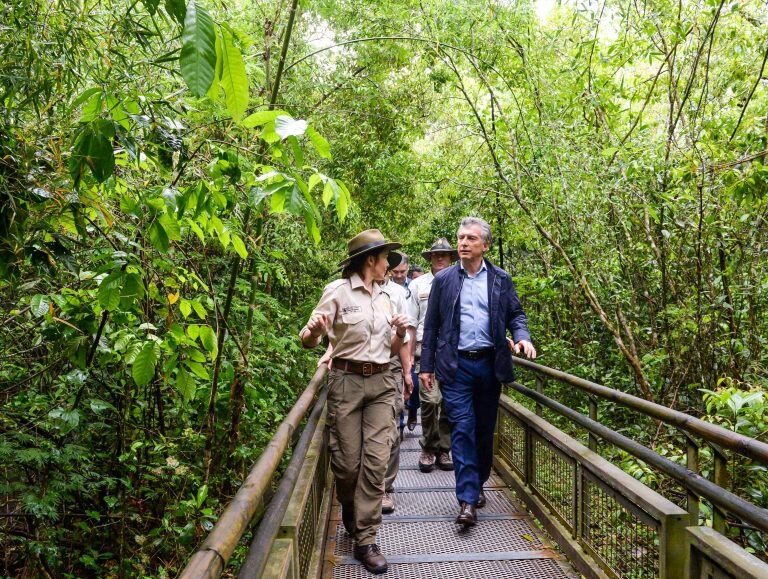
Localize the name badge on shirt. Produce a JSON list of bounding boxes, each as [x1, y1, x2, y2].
[[341, 305, 362, 315]]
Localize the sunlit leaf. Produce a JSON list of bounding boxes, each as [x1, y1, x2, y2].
[[220, 28, 249, 122], [275, 115, 308, 139]]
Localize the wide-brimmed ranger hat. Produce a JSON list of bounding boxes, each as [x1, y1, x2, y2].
[[338, 229, 403, 268], [421, 237, 459, 261]]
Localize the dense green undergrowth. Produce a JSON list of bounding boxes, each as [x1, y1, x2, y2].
[[3, 0, 768, 573]]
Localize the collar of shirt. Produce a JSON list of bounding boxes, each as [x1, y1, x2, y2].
[[459, 260, 488, 278], [349, 273, 382, 296]]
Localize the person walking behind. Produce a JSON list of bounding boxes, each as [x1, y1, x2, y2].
[[407, 238, 458, 473], [390, 251, 412, 294], [381, 257, 416, 514], [419, 218, 536, 528], [300, 229, 409, 575]]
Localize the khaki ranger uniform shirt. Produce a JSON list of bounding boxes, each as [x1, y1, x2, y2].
[[406, 271, 435, 348], [303, 273, 400, 365], [381, 279, 414, 370]]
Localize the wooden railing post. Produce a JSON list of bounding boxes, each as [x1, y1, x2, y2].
[[685, 435, 700, 523], [712, 445, 729, 534], [659, 511, 691, 577], [587, 397, 598, 452], [535, 375, 545, 416]]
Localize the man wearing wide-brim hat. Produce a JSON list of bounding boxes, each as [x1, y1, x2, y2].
[[406, 238, 459, 474], [300, 229, 410, 575]]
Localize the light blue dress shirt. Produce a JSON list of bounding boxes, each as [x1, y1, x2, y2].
[[458, 262, 494, 350]]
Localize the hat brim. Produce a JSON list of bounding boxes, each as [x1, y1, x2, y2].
[[421, 249, 459, 261], [338, 241, 403, 267]]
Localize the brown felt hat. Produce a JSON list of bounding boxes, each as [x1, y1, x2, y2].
[[421, 237, 459, 261], [337, 229, 403, 268]]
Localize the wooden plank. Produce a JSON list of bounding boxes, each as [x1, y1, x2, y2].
[[686, 526, 768, 579]]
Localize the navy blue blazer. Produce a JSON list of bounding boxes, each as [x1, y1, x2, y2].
[[420, 258, 531, 384]]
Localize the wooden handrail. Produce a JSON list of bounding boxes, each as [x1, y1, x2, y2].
[[506, 382, 768, 532], [179, 365, 328, 579], [513, 357, 768, 464]]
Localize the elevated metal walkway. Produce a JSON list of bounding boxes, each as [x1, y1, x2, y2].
[[180, 361, 768, 579], [322, 420, 577, 578]]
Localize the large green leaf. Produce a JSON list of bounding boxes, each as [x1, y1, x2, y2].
[[159, 212, 181, 241], [98, 271, 124, 311], [132, 342, 158, 387], [175, 367, 196, 403], [231, 234, 248, 259], [165, 0, 186, 23], [220, 29, 249, 122], [149, 219, 170, 252], [69, 120, 116, 187], [307, 126, 331, 159], [180, 1, 216, 97], [241, 109, 287, 128], [30, 294, 51, 318], [198, 325, 217, 355]]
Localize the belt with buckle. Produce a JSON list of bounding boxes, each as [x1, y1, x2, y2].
[[334, 358, 389, 376], [458, 348, 495, 360]]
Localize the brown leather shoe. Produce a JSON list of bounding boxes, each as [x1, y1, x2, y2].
[[477, 489, 487, 509], [354, 544, 388, 574], [341, 504, 355, 535], [456, 502, 477, 526]]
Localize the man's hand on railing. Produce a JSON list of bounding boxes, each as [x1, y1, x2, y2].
[[508, 338, 537, 359], [419, 372, 435, 392]]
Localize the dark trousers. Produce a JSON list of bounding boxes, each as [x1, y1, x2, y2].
[[407, 367, 420, 410], [440, 355, 501, 505]]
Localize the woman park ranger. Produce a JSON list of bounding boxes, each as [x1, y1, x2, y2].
[[299, 229, 409, 575]]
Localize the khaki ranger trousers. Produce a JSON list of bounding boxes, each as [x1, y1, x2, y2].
[[415, 351, 451, 455], [384, 363, 404, 493], [327, 368, 397, 546]]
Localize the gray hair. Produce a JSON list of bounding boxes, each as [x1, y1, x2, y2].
[[458, 217, 493, 244]]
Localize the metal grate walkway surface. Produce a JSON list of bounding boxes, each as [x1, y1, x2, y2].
[[321, 417, 577, 578]]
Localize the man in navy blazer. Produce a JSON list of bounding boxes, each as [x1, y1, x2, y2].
[[419, 217, 536, 526]]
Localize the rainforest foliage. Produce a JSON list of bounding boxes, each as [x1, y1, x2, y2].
[[2, 0, 768, 574]]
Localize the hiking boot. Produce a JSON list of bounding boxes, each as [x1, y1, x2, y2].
[[418, 450, 436, 472], [456, 502, 477, 527], [381, 492, 395, 514], [407, 407, 418, 431], [341, 504, 355, 535], [436, 451, 454, 471], [477, 489, 487, 509], [354, 544, 388, 574]]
